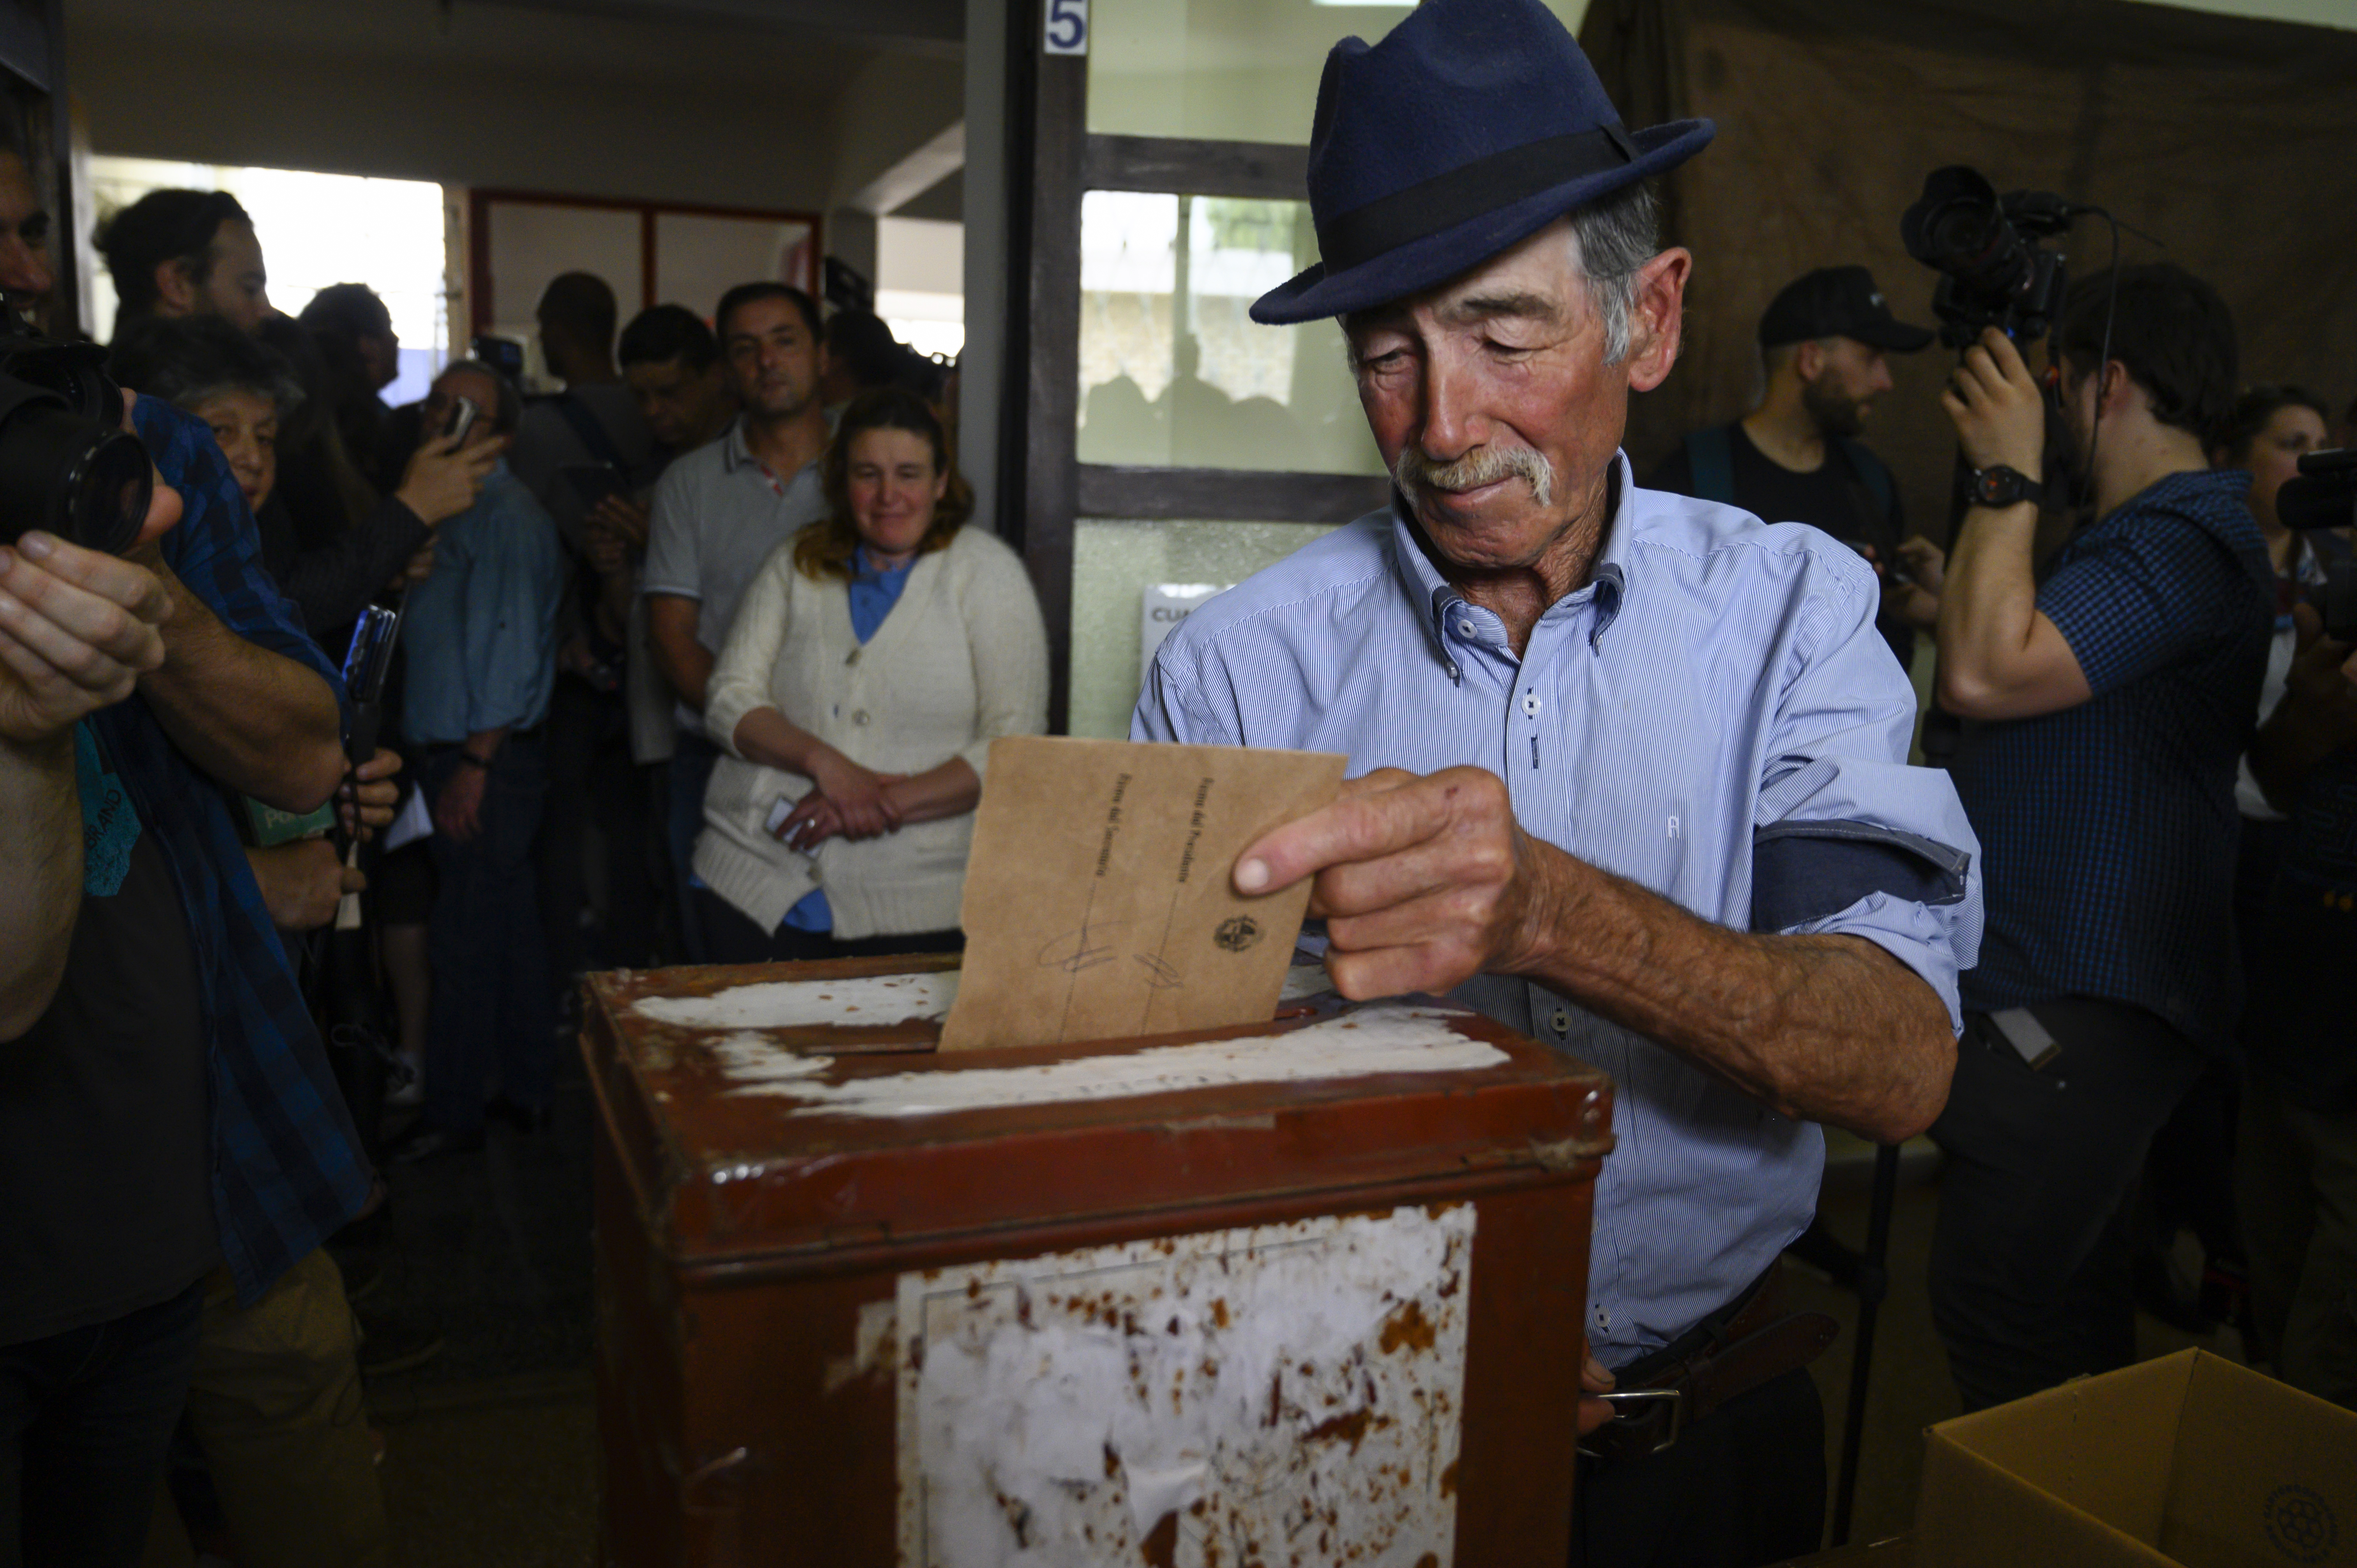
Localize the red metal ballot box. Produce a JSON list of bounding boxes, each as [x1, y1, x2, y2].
[[584, 955, 1614, 1567]]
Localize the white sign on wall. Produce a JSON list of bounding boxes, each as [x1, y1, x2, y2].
[[1043, 0, 1089, 55], [1140, 583, 1227, 673]]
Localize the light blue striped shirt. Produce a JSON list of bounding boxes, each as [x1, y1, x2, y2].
[[1133, 454, 1982, 1363], [401, 464, 567, 744]]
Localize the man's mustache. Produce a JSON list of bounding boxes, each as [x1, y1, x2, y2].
[[1394, 444, 1556, 508]]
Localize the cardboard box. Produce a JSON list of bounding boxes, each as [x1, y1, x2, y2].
[[1917, 1349, 2357, 1568]]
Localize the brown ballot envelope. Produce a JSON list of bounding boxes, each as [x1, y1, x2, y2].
[[940, 736, 1346, 1052]]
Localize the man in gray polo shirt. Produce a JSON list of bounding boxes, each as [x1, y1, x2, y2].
[[640, 281, 831, 959]]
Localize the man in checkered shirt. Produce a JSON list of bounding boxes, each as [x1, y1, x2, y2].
[[1927, 262, 2272, 1411]]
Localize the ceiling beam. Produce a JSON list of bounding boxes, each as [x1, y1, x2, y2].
[[849, 119, 964, 215]]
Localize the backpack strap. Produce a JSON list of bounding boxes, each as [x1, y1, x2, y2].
[[1685, 424, 1737, 505], [551, 391, 630, 475]]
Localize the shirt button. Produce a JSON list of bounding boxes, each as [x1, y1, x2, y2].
[[1521, 693, 1543, 717], [852, 710, 870, 726], [1550, 1008, 1571, 1033], [1457, 620, 1477, 638]]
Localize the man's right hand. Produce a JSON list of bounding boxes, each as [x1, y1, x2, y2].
[[394, 430, 504, 528], [2280, 602, 2357, 750], [586, 495, 650, 554], [0, 530, 172, 746]]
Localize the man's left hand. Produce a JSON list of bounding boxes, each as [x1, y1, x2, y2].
[[337, 747, 401, 841], [1234, 766, 1546, 999], [1940, 327, 2046, 479], [434, 761, 487, 843]]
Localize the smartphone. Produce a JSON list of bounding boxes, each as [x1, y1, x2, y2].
[[442, 394, 481, 445], [1838, 538, 1912, 589]]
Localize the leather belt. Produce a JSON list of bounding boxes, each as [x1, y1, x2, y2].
[[1578, 1259, 1839, 1464]]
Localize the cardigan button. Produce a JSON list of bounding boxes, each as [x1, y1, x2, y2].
[[852, 709, 871, 726]]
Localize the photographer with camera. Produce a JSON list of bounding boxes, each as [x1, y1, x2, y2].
[[1925, 261, 2274, 1411], [2, 343, 381, 1558]]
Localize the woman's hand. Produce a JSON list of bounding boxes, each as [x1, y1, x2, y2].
[[805, 750, 903, 842]]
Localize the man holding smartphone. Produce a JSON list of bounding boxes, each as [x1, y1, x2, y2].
[[1648, 267, 1946, 671], [385, 362, 567, 1163]]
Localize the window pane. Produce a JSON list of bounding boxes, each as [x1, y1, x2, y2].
[[1089, 0, 1591, 143], [1070, 518, 1339, 739], [1078, 191, 1383, 475]]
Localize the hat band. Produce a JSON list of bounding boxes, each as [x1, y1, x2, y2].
[[1317, 122, 1639, 276]]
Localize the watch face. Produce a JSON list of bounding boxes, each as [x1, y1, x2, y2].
[[1975, 468, 2026, 506]]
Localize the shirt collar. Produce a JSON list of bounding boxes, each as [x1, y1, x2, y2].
[[852, 546, 917, 583], [1385, 450, 1637, 676], [720, 415, 758, 474]]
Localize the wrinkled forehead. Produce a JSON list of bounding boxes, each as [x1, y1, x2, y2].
[[1342, 217, 1587, 343]]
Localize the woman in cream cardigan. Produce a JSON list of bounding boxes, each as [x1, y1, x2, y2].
[[692, 388, 1048, 962]]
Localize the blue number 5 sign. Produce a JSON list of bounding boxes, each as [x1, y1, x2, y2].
[[1044, 0, 1088, 55]]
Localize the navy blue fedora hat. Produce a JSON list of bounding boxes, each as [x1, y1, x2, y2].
[[1251, 0, 1714, 326]]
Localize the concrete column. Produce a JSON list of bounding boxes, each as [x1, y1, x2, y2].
[[959, 0, 1009, 534]]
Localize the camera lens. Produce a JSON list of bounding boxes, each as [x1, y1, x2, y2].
[[0, 404, 154, 556]]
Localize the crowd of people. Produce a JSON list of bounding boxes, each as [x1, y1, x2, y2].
[[0, 132, 1030, 1562], [2, 0, 2353, 1561]]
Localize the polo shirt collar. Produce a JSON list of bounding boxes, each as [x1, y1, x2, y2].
[[1387, 450, 1637, 676], [720, 415, 758, 474]]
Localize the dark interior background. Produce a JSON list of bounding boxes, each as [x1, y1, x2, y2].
[[1583, 0, 2357, 546]]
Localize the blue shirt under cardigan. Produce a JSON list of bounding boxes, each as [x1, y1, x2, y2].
[[86, 399, 371, 1305], [1952, 468, 2272, 1054], [781, 547, 919, 932], [1133, 454, 1982, 1363]]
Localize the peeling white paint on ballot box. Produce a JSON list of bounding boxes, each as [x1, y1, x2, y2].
[[897, 1205, 1475, 1568], [585, 956, 1611, 1564]]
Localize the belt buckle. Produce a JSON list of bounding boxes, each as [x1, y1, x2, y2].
[[1577, 1387, 1685, 1462]]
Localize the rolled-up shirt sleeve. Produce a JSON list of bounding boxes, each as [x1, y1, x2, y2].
[[1749, 553, 1984, 1032]]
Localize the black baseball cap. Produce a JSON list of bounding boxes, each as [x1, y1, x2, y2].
[[1758, 266, 1935, 352]]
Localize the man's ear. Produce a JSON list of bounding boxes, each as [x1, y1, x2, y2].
[[1623, 247, 1690, 393], [1793, 339, 1826, 383], [152, 256, 197, 316]]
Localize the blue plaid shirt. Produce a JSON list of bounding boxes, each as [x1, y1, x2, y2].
[[1952, 468, 2272, 1053], [85, 399, 371, 1305]]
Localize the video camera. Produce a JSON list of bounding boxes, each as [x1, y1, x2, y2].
[[0, 310, 153, 554], [2278, 447, 2357, 642], [1901, 166, 2078, 349]]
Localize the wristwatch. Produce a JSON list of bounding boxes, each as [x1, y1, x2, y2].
[[1968, 464, 2045, 508]]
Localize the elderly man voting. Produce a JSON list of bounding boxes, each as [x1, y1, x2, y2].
[[1130, 3, 1983, 1563]]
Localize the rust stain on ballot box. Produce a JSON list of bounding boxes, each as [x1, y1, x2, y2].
[[584, 955, 1614, 1567]]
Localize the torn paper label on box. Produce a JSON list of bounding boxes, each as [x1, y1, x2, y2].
[[896, 1204, 1474, 1568]]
